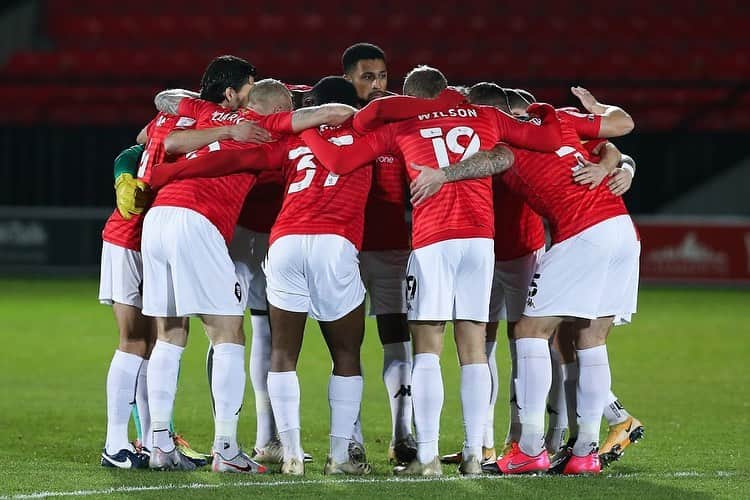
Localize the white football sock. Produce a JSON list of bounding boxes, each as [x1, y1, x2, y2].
[[135, 359, 152, 451], [105, 350, 143, 455], [329, 375, 364, 463], [505, 339, 521, 444], [268, 371, 303, 461], [412, 353, 443, 464], [603, 390, 630, 426], [461, 363, 491, 459], [352, 413, 364, 444], [545, 345, 568, 452], [484, 341, 498, 449], [516, 338, 551, 457], [562, 362, 579, 439], [211, 342, 246, 458], [382, 341, 413, 441], [573, 345, 611, 457], [249, 314, 275, 449], [148, 340, 183, 452]]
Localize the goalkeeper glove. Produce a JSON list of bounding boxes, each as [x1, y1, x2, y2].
[[114, 173, 150, 220]]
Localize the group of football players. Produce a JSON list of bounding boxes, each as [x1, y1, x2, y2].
[[98, 42, 644, 477]]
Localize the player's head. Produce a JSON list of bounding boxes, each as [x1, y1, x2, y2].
[[247, 78, 293, 115], [468, 82, 507, 111], [342, 42, 388, 104], [402, 65, 447, 98], [515, 88, 536, 105], [199, 55, 257, 109], [307, 76, 359, 107]]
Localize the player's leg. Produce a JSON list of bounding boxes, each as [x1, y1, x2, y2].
[[98, 241, 150, 469], [545, 327, 568, 454], [361, 249, 415, 463], [483, 321, 500, 459], [264, 235, 311, 475], [548, 320, 579, 470], [453, 319, 491, 474], [450, 237, 494, 475], [267, 305, 307, 474], [319, 302, 371, 474]]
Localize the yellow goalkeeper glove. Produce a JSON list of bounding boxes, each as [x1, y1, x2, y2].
[[114, 173, 150, 220]]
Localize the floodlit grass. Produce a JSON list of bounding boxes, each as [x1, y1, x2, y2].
[[0, 279, 747, 498]]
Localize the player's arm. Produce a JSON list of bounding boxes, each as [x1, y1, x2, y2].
[[149, 145, 281, 189], [409, 144, 515, 205], [299, 129, 381, 175], [164, 122, 272, 155], [112, 144, 149, 219], [136, 125, 149, 145], [154, 88, 200, 115], [571, 86, 634, 137], [286, 104, 357, 132], [353, 88, 466, 133], [496, 103, 562, 152], [573, 141, 622, 190], [608, 154, 636, 196]]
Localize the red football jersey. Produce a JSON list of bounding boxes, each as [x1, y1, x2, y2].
[[492, 175, 546, 261], [102, 113, 195, 251], [268, 122, 373, 249], [304, 103, 559, 249], [151, 99, 263, 244], [361, 153, 410, 251], [502, 110, 629, 244]]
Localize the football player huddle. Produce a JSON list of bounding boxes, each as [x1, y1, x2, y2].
[[98, 42, 643, 477]]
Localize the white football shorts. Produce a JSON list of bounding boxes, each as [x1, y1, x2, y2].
[[264, 234, 366, 322], [488, 247, 545, 323], [523, 215, 640, 323], [141, 206, 244, 317], [98, 241, 143, 308], [359, 249, 409, 316], [229, 226, 270, 311], [405, 238, 494, 322]]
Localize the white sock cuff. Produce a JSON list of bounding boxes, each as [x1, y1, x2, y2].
[[113, 350, 144, 372], [576, 345, 608, 366], [328, 375, 364, 403], [413, 352, 440, 369], [268, 371, 300, 395], [516, 337, 549, 357], [154, 340, 185, 357], [383, 341, 412, 361], [461, 363, 489, 375], [213, 342, 245, 357]]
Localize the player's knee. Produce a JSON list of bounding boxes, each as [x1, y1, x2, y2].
[[513, 318, 553, 340]]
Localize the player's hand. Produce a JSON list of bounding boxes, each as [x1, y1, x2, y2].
[[115, 173, 150, 219], [409, 163, 446, 206], [229, 121, 272, 143], [324, 104, 357, 125], [572, 159, 609, 190], [607, 167, 634, 196], [571, 86, 601, 113]]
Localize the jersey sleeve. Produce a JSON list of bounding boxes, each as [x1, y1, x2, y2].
[[177, 97, 208, 120], [257, 111, 294, 135], [491, 104, 562, 152], [353, 88, 466, 134], [558, 109, 602, 140], [299, 128, 389, 175], [149, 144, 281, 189]]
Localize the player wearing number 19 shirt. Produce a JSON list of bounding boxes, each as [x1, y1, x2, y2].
[[299, 66, 563, 476]]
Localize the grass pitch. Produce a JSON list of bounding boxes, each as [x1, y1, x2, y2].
[[0, 279, 748, 499]]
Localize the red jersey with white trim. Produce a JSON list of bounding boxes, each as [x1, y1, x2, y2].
[[102, 113, 195, 251], [502, 110, 628, 244], [361, 153, 409, 251], [270, 122, 373, 249], [151, 98, 260, 244], [361, 104, 530, 249], [492, 175, 545, 261]]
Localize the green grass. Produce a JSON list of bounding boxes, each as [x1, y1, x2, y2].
[[0, 280, 748, 498]]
